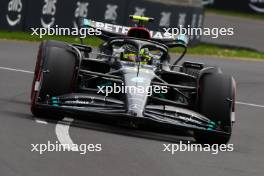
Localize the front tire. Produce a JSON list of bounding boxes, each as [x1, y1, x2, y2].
[[194, 72, 235, 144], [31, 40, 77, 118]]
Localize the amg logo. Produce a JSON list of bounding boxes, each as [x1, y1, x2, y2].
[[178, 115, 192, 122], [65, 99, 94, 105]]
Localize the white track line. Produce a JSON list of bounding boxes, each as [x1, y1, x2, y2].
[[236, 101, 264, 108], [0, 67, 48, 123], [55, 117, 78, 151], [1, 66, 264, 110], [0, 66, 33, 74], [35, 118, 48, 124]]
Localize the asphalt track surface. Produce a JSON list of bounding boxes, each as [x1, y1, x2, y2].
[[202, 13, 264, 52], [0, 40, 264, 176]]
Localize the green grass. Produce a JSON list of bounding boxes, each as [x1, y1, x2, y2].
[[186, 44, 264, 59], [206, 8, 264, 21], [1, 30, 264, 60], [0, 30, 103, 46]]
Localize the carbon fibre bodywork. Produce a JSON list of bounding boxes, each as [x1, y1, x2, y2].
[[32, 39, 229, 137], [31, 18, 235, 142]]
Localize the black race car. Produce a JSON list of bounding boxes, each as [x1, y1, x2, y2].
[[31, 16, 236, 144]]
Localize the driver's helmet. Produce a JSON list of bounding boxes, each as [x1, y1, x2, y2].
[[122, 45, 152, 64], [139, 48, 152, 65], [122, 46, 137, 62]]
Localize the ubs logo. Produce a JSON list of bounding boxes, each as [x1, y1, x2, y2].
[[249, 0, 264, 13], [41, 0, 57, 28], [6, 0, 23, 26]]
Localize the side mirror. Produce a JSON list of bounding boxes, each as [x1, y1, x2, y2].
[[175, 34, 189, 46], [166, 34, 188, 48]]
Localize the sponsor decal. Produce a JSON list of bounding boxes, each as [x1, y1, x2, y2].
[[131, 77, 144, 83], [75, 1, 89, 18], [129, 104, 139, 110], [64, 99, 94, 105], [178, 13, 186, 27], [133, 7, 146, 16], [85, 19, 176, 39], [159, 12, 171, 27], [6, 0, 23, 26], [73, 1, 89, 28], [249, 0, 264, 13], [41, 0, 57, 28], [104, 4, 118, 23], [196, 14, 204, 39], [190, 14, 197, 40]]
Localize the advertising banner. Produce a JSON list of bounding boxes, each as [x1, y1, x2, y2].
[[0, 0, 205, 45]]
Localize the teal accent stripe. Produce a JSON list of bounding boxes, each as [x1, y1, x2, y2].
[[207, 127, 213, 131], [83, 19, 90, 26]]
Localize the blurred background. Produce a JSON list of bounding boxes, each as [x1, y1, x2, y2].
[[0, 0, 263, 58], [0, 2, 264, 176]]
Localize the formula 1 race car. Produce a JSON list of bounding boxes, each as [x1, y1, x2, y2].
[[31, 16, 236, 144]]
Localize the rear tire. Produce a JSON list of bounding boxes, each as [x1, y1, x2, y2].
[[31, 40, 77, 118], [194, 73, 234, 144]]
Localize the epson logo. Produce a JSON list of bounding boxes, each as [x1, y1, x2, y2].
[[41, 0, 57, 28], [249, 0, 264, 13], [6, 0, 23, 26]]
